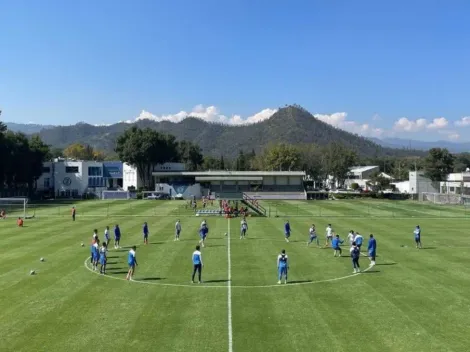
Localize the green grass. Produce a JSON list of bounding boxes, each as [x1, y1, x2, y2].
[[1, 199, 470, 352]]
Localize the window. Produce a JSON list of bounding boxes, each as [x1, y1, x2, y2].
[[42, 167, 51, 173], [72, 189, 79, 197], [88, 166, 102, 176], [44, 178, 50, 189], [450, 187, 455, 192], [88, 177, 104, 187], [66, 166, 79, 173]]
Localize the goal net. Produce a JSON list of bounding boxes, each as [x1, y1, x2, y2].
[[102, 191, 131, 200], [419, 192, 470, 205], [0, 198, 29, 218]]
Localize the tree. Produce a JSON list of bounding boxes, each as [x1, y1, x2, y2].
[[424, 148, 454, 181], [0, 131, 49, 196], [115, 127, 179, 189], [220, 155, 225, 170], [350, 182, 359, 190], [322, 142, 357, 188], [453, 153, 470, 173], [260, 143, 301, 171], [298, 144, 324, 183], [63, 143, 106, 161], [367, 172, 391, 192], [236, 150, 248, 171], [202, 156, 221, 170], [178, 141, 204, 171]]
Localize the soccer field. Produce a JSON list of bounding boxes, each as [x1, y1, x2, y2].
[[1, 199, 470, 352]]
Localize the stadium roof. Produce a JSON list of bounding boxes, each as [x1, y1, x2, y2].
[[152, 171, 306, 177]]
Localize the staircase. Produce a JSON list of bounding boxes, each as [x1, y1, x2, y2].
[[241, 193, 267, 216]]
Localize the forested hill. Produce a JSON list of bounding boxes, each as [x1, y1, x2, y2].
[[35, 106, 423, 158]]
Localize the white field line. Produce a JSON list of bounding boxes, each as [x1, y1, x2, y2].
[[227, 218, 233, 352]]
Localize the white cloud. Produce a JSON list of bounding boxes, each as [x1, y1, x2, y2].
[[393, 117, 428, 132], [314, 112, 384, 137], [118, 105, 278, 125], [455, 116, 470, 127], [393, 117, 448, 132], [448, 133, 460, 140], [427, 117, 448, 129]]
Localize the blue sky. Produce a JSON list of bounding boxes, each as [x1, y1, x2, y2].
[[1, 0, 470, 141]]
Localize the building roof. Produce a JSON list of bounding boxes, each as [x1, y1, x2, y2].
[[152, 170, 306, 177], [349, 166, 379, 174], [195, 176, 263, 181]]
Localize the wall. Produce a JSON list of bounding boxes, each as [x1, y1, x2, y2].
[[153, 162, 185, 172], [123, 163, 144, 190], [155, 183, 202, 199], [36, 161, 53, 191], [409, 171, 439, 194], [391, 181, 410, 193]]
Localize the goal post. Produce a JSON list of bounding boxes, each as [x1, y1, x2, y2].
[[0, 197, 29, 218]]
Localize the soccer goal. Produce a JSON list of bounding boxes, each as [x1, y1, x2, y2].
[[0, 197, 29, 218]]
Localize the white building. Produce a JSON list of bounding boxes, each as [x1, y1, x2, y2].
[[440, 171, 470, 195], [122, 162, 185, 191], [328, 165, 393, 190], [390, 171, 439, 195], [36, 159, 123, 198]]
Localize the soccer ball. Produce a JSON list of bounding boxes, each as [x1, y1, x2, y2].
[[81, 243, 84, 247], [30, 270, 35, 275], [224, 233, 228, 236], [40, 258, 44, 262]]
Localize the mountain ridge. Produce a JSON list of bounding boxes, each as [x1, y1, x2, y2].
[[2, 106, 433, 158]]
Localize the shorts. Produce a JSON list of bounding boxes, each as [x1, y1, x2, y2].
[[333, 247, 341, 251], [415, 237, 420, 242], [176, 230, 181, 235], [143, 233, 148, 238], [115, 236, 120, 241], [285, 232, 290, 237], [200, 234, 206, 240], [100, 257, 107, 265], [310, 235, 317, 240], [93, 254, 99, 261], [369, 251, 376, 258], [128, 263, 135, 269]]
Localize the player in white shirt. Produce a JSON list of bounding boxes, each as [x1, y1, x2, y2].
[[175, 220, 182, 241], [307, 224, 320, 247], [240, 218, 248, 239], [325, 224, 333, 246], [347, 230, 356, 245]]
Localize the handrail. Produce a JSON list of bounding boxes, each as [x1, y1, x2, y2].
[[242, 193, 266, 215]]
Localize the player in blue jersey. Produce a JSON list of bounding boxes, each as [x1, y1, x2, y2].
[[175, 220, 182, 241], [414, 225, 422, 249], [126, 246, 138, 281], [307, 224, 320, 247], [284, 221, 291, 243], [240, 218, 248, 239], [199, 222, 208, 248], [368, 234, 377, 266], [143, 222, 149, 245], [277, 249, 289, 284], [104, 226, 110, 246], [91, 239, 100, 271], [114, 224, 121, 249], [332, 234, 344, 257], [350, 241, 361, 273], [99, 242, 108, 274], [192, 245, 203, 283]]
